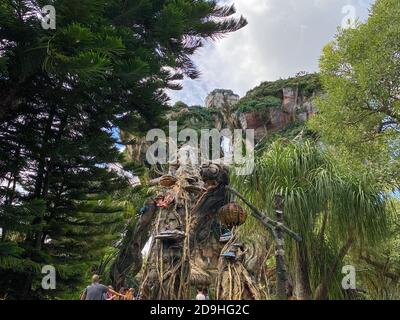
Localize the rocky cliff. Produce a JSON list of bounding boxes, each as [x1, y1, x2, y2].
[[204, 73, 320, 141], [205, 89, 240, 109], [237, 85, 317, 141], [124, 74, 321, 163]]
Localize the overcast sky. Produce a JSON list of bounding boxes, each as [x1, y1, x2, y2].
[[168, 0, 374, 106]]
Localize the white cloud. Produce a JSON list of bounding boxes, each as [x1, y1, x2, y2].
[[168, 0, 373, 106]]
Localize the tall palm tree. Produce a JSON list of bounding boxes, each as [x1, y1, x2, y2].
[[232, 140, 390, 299]]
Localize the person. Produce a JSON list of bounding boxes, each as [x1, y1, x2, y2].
[[117, 287, 127, 300], [105, 285, 116, 300], [80, 275, 122, 300], [195, 288, 206, 300], [203, 288, 210, 300]]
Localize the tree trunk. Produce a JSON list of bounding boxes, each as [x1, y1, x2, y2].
[[22, 108, 56, 298], [294, 242, 312, 300], [274, 196, 288, 300], [110, 199, 157, 289]]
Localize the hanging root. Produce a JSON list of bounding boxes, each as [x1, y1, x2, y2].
[[215, 229, 262, 300], [140, 198, 193, 300]]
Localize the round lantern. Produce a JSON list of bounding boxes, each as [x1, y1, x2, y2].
[[218, 202, 247, 228]]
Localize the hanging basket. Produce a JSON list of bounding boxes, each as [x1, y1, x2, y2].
[[217, 202, 247, 228]]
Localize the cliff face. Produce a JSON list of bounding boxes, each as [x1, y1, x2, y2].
[[238, 87, 316, 140], [204, 89, 241, 130], [204, 74, 320, 141], [123, 74, 320, 163], [205, 89, 240, 109]]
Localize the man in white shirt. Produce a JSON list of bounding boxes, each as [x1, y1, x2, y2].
[[196, 288, 206, 300]]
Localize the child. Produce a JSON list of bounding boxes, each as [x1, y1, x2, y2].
[[106, 285, 116, 300], [125, 288, 135, 300]]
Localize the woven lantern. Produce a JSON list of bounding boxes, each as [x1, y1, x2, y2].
[[218, 202, 247, 228]]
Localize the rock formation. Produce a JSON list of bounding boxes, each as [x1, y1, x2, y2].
[[205, 89, 241, 130], [205, 89, 240, 109], [237, 86, 316, 141], [202, 75, 318, 142], [122, 75, 319, 164]]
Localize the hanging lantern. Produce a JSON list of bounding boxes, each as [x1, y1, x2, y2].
[[217, 202, 247, 228]]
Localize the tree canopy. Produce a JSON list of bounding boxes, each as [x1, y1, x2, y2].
[[309, 0, 400, 189], [232, 140, 392, 299]]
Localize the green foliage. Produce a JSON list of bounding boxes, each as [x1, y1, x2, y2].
[[171, 105, 220, 132], [172, 101, 189, 110], [235, 96, 281, 113], [305, 2, 400, 299], [242, 73, 321, 103], [232, 140, 392, 299], [255, 121, 313, 152], [354, 205, 400, 300], [309, 0, 400, 188]]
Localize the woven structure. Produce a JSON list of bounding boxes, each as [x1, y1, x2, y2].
[[218, 202, 247, 228]]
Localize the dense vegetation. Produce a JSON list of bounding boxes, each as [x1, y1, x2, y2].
[[0, 0, 398, 300], [309, 0, 400, 190], [234, 95, 282, 114], [232, 0, 399, 300], [232, 141, 395, 299], [233, 73, 321, 114], [170, 101, 221, 132]]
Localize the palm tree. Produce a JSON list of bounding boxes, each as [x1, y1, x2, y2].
[[232, 140, 390, 299]]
